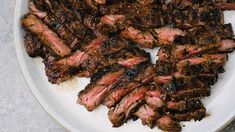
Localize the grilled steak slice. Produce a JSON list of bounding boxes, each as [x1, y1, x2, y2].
[[103, 82, 140, 108], [173, 108, 206, 121], [78, 65, 125, 111], [217, 39, 235, 53], [78, 59, 147, 111], [173, 4, 224, 28], [215, 1, 235, 10], [29, 1, 81, 50], [176, 54, 227, 75], [158, 37, 221, 61], [24, 32, 46, 58], [155, 74, 218, 93], [21, 14, 71, 57], [157, 115, 181, 132], [84, 14, 127, 36], [209, 24, 234, 39], [152, 27, 186, 45], [170, 88, 211, 101], [135, 104, 161, 128], [77, 47, 150, 77], [121, 27, 156, 48], [167, 98, 203, 112], [108, 86, 148, 127], [42, 0, 86, 36], [146, 89, 164, 109], [103, 64, 154, 108], [155, 60, 176, 76], [44, 37, 106, 83]]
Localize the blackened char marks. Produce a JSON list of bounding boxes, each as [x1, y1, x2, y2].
[[24, 32, 46, 58], [167, 98, 203, 113]]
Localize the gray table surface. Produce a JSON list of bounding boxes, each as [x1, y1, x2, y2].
[[0, 0, 234, 132]]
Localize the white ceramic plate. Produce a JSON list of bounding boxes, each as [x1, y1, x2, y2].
[[14, 0, 235, 132]]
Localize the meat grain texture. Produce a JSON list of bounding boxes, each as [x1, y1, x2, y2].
[[21, 0, 235, 131]]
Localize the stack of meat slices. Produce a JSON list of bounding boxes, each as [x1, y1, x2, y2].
[[21, 0, 235, 131]]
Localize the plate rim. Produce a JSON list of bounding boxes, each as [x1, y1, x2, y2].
[[13, 0, 235, 131]]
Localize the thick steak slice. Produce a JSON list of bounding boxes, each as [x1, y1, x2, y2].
[[135, 104, 161, 128], [216, 2, 235, 10], [108, 86, 148, 127], [121, 27, 156, 48], [103, 82, 140, 108], [146, 89, 164, 109], [155, 74, 218, 93], [167, 98, 203, 112], [44, 37, 106, 84], [78, 66, 125, 111], [217, 39, 235, 53], [103, 64, 154, 108], [170, 88, 211, 101], [158, 40, 221, 61], [21, 14, 71, 57], [173, 108, 206, 121], [157, 115, 181, 132], [176, 54, 227, 75], [153, 27, 186, 45]]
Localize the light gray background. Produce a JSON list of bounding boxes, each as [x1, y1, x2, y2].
[[0, 0, 234, 131]]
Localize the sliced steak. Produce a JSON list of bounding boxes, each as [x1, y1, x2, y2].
[[24, 32, 46, 58], [108, 86, 149, 127], [176, 54, 227, 75], [121, 27, 156, 48], [78, 58, 148, 111], [170, 88, 211, 101], [158, 37, 221, 61], [153, 27, 186, 45], [135, 104, 161, 128], [44, 37, 106, 83], [29, 1, 81, 50], [167, 98, 203, 112], [146, 89, 165, 109], [157, 115, 181, 132], [209, 24, 234, 39], [78, 65, 125, 111], [173, 108, 206, 121], [21, 14, 71, 57], [155, 74, 218, 93], [104, 82, 140, 108], [215, 1, 235, 10], [103, 64, 154, 108], [217, 39, 235, 53]]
